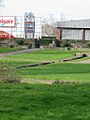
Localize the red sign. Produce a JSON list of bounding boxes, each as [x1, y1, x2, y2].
[[0, 17, 15, 27], [0, 30, 14, 39]]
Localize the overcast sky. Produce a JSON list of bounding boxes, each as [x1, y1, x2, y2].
[[1, 0, 90, 20]]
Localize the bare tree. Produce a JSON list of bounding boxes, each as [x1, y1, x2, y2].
[[0, 0, 5, 6], [42, 17, 55, 37], [0, 0, 6, 15]]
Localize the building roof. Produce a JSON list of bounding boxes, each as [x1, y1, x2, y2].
[[57, 19, 90, 29]]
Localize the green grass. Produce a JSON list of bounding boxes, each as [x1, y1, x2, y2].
[[0, 49, 76, 66], [7, 49, 78, 62], [0, 47, 25, 53], [0, 49, 90, 120], [18, 63, 90, 83], [1, 49, 90, 82], [0, 83, 90, 120], [0, 59, 34, 67]]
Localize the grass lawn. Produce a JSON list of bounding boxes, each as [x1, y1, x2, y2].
[[0, 49, 90, 120], [1, 49, 90, 83], [4, 49, 89, 65], [0, 59, 34, 67], [18, 63, 90, 83], [0, 49, 76, 66], [7, 49, 82, 62], [0, 83, 90, 120], [0, 47, 25, 53]]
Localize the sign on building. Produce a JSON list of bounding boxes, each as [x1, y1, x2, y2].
[[0, 16, 16, 27]]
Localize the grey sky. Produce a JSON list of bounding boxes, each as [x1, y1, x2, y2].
[[1, 0, 90, 20]]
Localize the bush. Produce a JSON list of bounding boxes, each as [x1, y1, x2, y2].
[[16, 38, 25, 45], [40, 37, 55, 45], [61, 40, 72, 47], [24, 39, 31, 45], [86, 42, 90, 48], [10, 45, 14, 48], [0, 60, 21, 83], [28, 43, 32, 49], [55, 39, 60, 47]]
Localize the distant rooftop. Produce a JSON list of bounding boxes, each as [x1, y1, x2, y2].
[[57, 19, 90, 29]]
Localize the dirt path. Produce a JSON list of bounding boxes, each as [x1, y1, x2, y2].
[[21, 79, 82, 85], [21, 79, 54, 84], [77, 59, 90, 63]]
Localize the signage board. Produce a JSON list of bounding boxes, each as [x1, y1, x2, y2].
[[24, 12, 35, 39], [0, 30, 14, 38], [0, 16, 15, 27], [26, 29, 33, 33]]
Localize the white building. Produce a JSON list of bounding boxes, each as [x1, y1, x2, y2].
[[57, 19, 90, 40], [0, 16, 41, 39]]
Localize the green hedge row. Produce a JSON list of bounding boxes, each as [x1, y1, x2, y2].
[[40, 37, 55, 45]]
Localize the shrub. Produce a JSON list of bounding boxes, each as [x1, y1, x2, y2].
[[28, 43, 32, 49], [16, 38, 25, 45], [61, 40, 72, 47], [10, 45, 14, 48], [55, 39, 60, 47], [40, 37, 55, 45], [24, 39, 31, 45], [0, 60, 21, 83], [86, 42, 90, 48]]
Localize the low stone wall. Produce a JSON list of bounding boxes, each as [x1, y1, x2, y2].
[[16, 53, 88, 69]]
